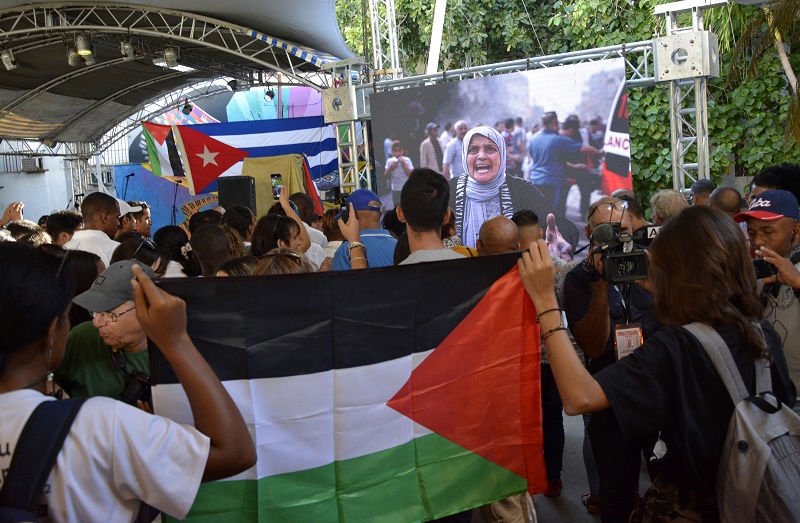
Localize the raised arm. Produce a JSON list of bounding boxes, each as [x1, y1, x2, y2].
[[131, 265, 256, 482], [338, 203, 367, 270], [518, 241, 609, 415], [279, 185, 311, 253]]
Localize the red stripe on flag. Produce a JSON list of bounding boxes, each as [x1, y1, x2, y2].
[[387, 266, 547, 494], [143, 121, 171, 145], [301, 157, 325, 217]]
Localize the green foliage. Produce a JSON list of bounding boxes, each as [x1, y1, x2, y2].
[[336, 0, 367, 57], [708, 52, 800, 178], [335, 0, 800, 206], [394, 0, 559, 71]]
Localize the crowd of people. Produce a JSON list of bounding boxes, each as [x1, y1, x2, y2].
[[1, 158, 799, 522], [382, 113, 607, 222]]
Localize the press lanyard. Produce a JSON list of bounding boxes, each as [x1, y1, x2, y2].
[[612, 284, 632, 325]]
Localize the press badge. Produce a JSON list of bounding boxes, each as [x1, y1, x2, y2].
[[614, 323, 643, 360]]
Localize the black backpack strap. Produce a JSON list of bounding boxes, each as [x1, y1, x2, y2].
[[0, 397, 87, 512]]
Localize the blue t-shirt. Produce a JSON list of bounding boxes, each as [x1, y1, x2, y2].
[[527, 129, 583, 185], [332, 229, 398, 270]]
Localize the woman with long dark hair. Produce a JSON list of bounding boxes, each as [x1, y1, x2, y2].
[[519, 206, 794, 520]]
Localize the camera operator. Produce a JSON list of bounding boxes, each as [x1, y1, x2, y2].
[[561, 196, 663, 521], [735, 189, 800, 413], [55, 260, 155, 409]]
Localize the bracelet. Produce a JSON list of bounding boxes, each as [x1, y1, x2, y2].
[[542, 326, 568, 341], [347, 241, 367, 262], [350, 256, 367, 262], [536, 308, 561, 323]]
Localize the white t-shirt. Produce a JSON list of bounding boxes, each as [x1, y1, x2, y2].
[[303, 222, 328, 248], [64, 229, 120, 268], [0, 390, 209, 522], [386, 156, 414, 192]]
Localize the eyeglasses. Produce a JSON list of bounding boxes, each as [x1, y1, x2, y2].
[[91, 306, 136, 323], [39, 243, 69, 280], [587, 200, 629, 222], [131, 238, 157, 259]]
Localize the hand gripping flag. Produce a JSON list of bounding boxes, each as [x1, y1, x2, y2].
[[152, 252, 546, 522], [143, 122, 250, 195]]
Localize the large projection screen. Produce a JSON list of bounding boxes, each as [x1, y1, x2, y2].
[[370, 59, 631, 246]]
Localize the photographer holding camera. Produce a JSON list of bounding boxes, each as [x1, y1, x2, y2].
[[55, 260, 154, 409], [735, 189, 800, 413], [561, 196, 662, 521]]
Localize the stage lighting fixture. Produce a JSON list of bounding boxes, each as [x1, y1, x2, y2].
[[42, 138, 57, 148], [83, 51, 96, 66], [164, 46, 179, 67], [75, 33, 92, 56], [120, 39, 135, 61], [227, 79, 238, 92], [1, 49, 17, 71], [66, 46, 82, 67], [265, 88, 275, 101], [181, 101, 193, 115]]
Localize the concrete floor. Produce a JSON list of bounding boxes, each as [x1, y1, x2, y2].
[[469, 412, 651, 523]]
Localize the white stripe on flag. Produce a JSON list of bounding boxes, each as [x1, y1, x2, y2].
[[153, 350, 435, 481], [209, 127, 334, 150]]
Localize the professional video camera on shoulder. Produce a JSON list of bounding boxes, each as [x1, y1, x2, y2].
[[591, 222, 649, 284]]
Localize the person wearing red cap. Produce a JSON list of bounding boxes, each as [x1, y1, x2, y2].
[[735, 189, 800, 412]]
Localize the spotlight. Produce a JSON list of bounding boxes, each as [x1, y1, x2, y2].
[[75, 33, 92, 56], [1, 49, 17, 71], [66, 46, 82, 67], [227, 79, 238, 92], [83, 51, 96, 66], [120, 39, 135, 61], [181, 100, 193, 115], [164, 46, 179, 67], [42, 138, 57, 148], [265, 88, 275, 101]]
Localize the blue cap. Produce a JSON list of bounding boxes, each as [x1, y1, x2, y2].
[[734, 189, 800, 223], [336, 189, 382, 220]]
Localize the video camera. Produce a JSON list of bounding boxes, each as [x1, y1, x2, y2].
[[591, 222, 649, 284]]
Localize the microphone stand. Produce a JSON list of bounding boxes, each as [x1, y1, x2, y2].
[[122, 173, 134, 200], [171, 180, 181, 226]]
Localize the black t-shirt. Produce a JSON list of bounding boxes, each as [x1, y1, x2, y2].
[[562, 260, 662, 373], [594, 322, 796, 495]]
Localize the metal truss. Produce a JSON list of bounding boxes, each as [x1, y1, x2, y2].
[[335, 121, 372, 194], [368, 0, 401, 81], [0, 4, 336, 85], [93, 79, 232, 154], [656, 0, 719, 189], [354, 40, 657, 118]]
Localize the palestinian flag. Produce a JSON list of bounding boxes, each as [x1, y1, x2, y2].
[[143, 122, 250, 195], [152, 253, 546, 522]]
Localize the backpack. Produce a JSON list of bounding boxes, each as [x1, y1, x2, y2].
[[684, 323, 800, 523], [0, 398, 86, 523]]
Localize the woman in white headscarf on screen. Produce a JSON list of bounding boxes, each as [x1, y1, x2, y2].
[[450, 126, 553, 249]]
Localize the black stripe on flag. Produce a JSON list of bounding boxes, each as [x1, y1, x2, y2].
[[151, 252, 522, 384]]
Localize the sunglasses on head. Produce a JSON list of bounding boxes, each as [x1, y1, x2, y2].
[[257, 250, 304, 265], [131, 238, 157, 259], [39, 243, 69, 280]]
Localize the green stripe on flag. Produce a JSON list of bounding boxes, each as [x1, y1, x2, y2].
[[142, 126, 164, 177], [166, 433, 526, 522]]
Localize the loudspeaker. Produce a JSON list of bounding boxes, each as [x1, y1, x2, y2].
[[218, 176, 257, 215]]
